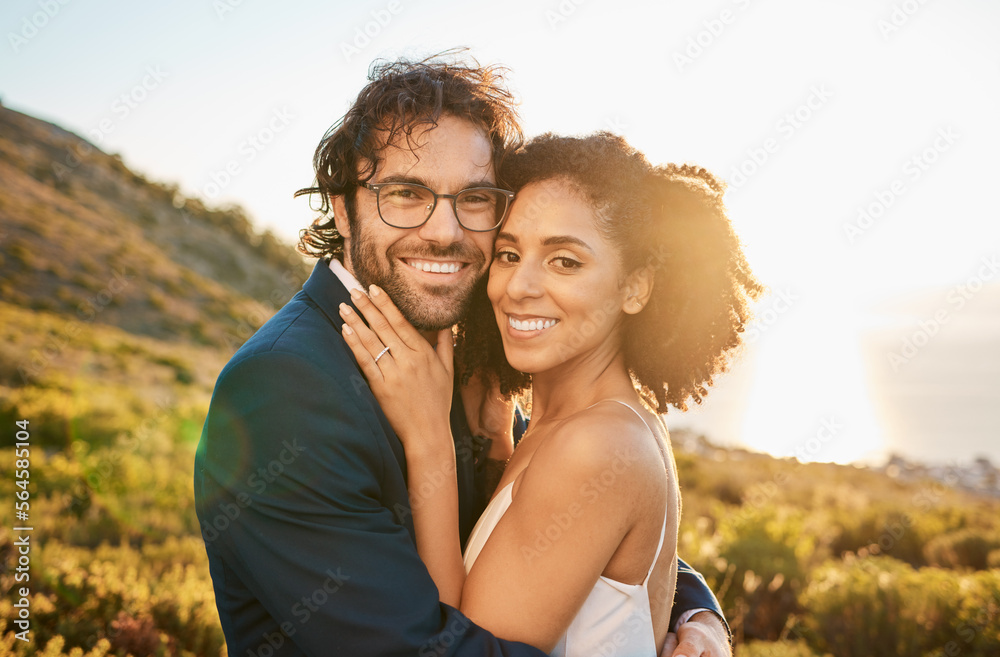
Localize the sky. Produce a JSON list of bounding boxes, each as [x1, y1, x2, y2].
[[3, 0, 999, 466]]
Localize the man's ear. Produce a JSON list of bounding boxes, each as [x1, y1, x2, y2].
[[622, 266, 655, 315], [331, 195, 353, 268], [331, 195, 350, 239]]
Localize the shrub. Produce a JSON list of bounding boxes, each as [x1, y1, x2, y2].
[[800, 556, 1000, 657], [714, 506, 807, 641], [737, 639, 827, 657], [0, 537, 224, 656], [924, 528, 1000, 570]]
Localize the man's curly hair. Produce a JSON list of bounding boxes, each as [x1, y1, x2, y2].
[[457, 132, 763, 413], [295, 50, 523, 260]]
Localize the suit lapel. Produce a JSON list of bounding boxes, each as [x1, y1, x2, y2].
[[301, 260, 410, 476], [300, 259, 485, 546]]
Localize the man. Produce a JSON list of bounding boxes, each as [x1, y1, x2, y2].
[[195, 53, 731, 656]]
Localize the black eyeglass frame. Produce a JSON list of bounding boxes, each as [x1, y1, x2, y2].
[[363, 182, 516, 232]]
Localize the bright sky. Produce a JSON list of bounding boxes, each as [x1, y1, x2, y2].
[[3, 0, 999, 465]]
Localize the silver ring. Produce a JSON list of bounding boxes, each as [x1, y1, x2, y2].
[[374, 346, 391, 363]]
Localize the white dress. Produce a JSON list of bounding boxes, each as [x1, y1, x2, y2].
[[462, 401, 669, 657]]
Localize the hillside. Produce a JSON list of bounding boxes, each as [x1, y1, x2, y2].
[[0, 105, 998, 657], [0, 104, 310, 447]]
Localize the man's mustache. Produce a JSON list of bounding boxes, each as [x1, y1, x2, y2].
[[387, 243, 487, 265]]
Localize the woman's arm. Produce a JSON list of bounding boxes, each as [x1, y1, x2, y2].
[[340, 287, 674, 652], [458, 406, 664, 651], [398, 426, 467, 607], [339, 286, 468, 606]]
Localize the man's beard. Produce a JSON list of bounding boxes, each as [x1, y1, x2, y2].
[[348, 221, 487, 332]]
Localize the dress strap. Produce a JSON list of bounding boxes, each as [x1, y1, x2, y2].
[[588, 399, 654, 435], [586, 399, 669, 586], [642, 512, 668, 586]]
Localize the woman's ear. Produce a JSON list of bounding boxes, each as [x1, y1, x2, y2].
[[622, 266, 655, 315]]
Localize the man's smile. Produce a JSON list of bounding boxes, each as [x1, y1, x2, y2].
[[401, 258, 468, 275]]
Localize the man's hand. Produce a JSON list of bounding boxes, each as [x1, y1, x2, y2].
[[661, 611, 732, 657]]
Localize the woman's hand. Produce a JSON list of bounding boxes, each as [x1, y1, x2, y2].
[[339, 285, 455, 458], [340, 284, 467, 607]]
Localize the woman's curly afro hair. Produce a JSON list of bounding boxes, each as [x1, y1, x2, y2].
[[456, 131, 763, 413]]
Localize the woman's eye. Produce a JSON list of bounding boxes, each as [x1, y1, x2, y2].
[[495, 250, 519, 263], [553, 257, 582, 269]]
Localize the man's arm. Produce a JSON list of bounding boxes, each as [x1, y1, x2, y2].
[[671, 559, 728, 631], [668, 611, 732, 657], [195, 350, 545, 657], [664, 560, 732, 657]]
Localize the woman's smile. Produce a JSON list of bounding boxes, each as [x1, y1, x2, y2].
[[506, 314, 560, 334], [487, 178, 631, 375]]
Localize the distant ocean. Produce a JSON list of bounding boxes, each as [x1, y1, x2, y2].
[[668, 283, 1000, 467]]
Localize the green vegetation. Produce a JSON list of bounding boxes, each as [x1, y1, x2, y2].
[[675, 447, 1000, 656], [3, 434, 998, 656], [0, 446, 222, 656], [2, 102, 998, 657], [0, 104, 308, 655]]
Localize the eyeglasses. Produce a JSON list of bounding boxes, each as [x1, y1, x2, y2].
[[363, 182, 515, 232]]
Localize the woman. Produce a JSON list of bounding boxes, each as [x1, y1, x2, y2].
[[340, 132, 761, 655]]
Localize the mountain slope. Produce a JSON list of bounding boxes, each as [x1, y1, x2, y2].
[[0, 103, 309, 347], [0, 104, 311, 446]]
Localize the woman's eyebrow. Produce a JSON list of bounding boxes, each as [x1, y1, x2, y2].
[[541, 235, 595, 254]]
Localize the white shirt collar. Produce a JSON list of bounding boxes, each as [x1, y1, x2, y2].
[[328, 258, 366, 296]]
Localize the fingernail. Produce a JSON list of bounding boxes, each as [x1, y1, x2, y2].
[[350, 288, 362, 300], [369, 284, 381, 297], [342, 324, 353, 335], [339, 303, 352, 314]]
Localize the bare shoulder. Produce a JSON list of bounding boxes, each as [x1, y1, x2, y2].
[[520, 401, 670, 504]]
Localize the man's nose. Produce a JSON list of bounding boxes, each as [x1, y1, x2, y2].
[[416, 198, 464, 247]]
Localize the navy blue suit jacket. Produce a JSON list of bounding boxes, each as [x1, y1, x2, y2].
[[194, 260, 723, 656]]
